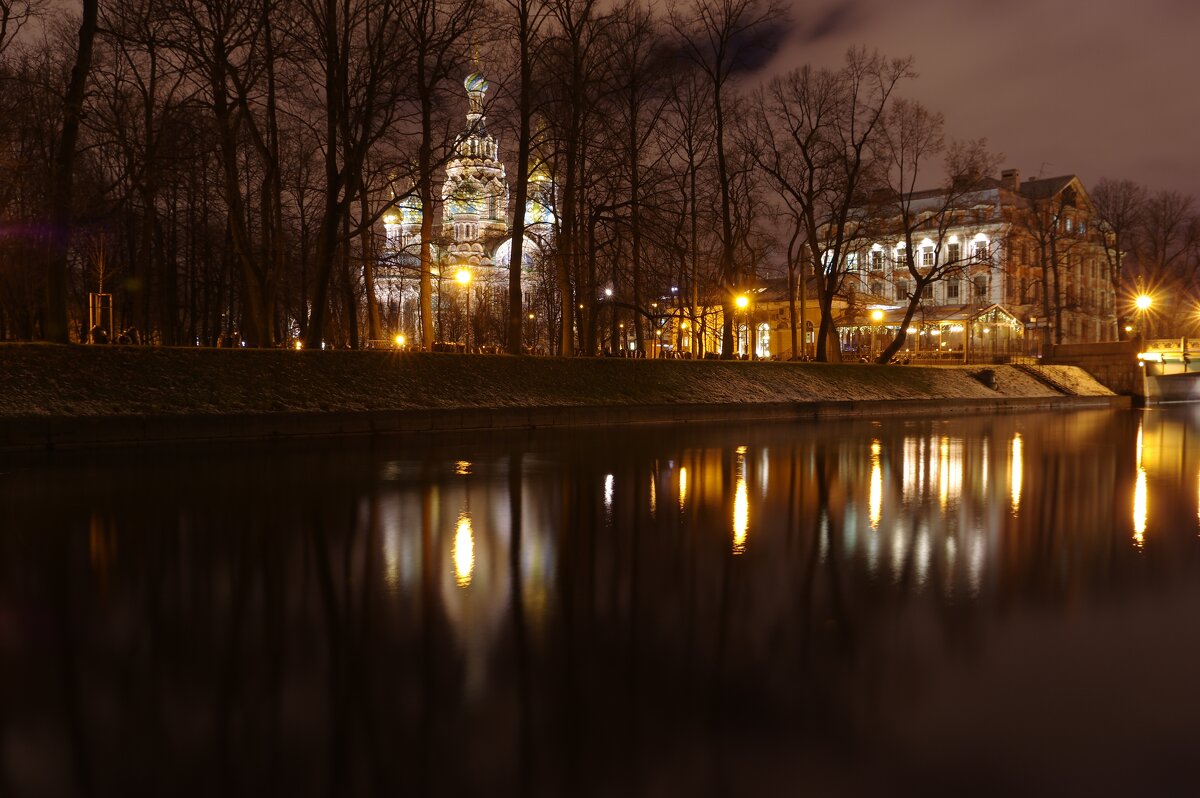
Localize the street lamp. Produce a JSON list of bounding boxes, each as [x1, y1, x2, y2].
[[1135, 293, 1152, 338], [455, 267, 472, 352], [870, 309, 884, 361], [735, 293, 750, 358]]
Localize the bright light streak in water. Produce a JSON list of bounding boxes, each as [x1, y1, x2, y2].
[[891, 525, 908, 583], [733, 447, 748, 554], [1133, 421, 1146, 549], [915, 530, 931, 589], [869, 440, 882, 530], [604, 474, 614, 511], [453, 512, 475, 587], [903, 438, 920, 500], [678, 467, 688, 511], [1134, 467, 1147, 549], [939, 437, 950, 508], [649, 473, 657, 516], [759, 449, 769, 498], [1010, 434, 1023, 514], [982, 438, 989, 487], [969, 533, 985, 597], [455, 460, 472, 475]]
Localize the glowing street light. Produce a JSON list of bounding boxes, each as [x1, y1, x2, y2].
[[1134, 292, 1153, 337], [394, 333, 406, 348], [734, 293, 750, 357], [455, 268, 472, 352], [870, 309, 884, 361]]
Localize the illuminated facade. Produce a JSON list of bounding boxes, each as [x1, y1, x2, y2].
[[379, 72, 554, 344], [847, 170, 1119, 346]]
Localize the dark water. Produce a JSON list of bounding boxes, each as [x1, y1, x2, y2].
[[3, 407, 1200, 796]]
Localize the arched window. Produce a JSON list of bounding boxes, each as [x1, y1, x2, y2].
[[756, 323, 771, 359]]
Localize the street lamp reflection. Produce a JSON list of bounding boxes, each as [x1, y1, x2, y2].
[[1010, 433, 1023, 514], [733, 446, 748, 554], [869, 440, 882, 530], [454, 512, 475, 587]]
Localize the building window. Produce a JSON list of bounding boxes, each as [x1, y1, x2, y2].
[[847, 253, 859, 272], [870, 281, 884, 296], [947, 242, 961, 264], [974, 275, 989, 299], [756, 323, 771, 359], [1065, 217, 1073, 233], [922, 247, 934, 267], [948, 281, 960, 300], [871, 250, 884, 269], [974, 241, 989, 261], [895, 282, 908, 301]]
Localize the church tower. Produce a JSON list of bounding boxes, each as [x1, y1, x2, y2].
[[442, 72, 509, 279]]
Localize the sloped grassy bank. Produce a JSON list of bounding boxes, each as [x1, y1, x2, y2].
[[0, 344, 1120, 449]]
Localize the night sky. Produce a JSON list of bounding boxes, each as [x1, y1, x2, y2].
[[778, 0, 1200, 197]]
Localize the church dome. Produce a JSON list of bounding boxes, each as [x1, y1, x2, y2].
[[464, 73, 489, 94]]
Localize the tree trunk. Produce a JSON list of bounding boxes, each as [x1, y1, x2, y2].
[[45, 0, 99, 343]]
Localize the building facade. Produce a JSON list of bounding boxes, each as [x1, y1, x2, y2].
[[846, 169, 1118, 350], [379, 72, 553, 348]]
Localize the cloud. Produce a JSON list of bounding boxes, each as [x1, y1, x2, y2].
[[763, 0, 1200, 196]]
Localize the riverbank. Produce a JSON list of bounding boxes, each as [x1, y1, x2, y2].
[[0, 344, 1123, 450]]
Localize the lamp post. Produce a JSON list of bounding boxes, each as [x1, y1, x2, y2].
[[455, 267, 472, 352], [870, 309, 884, 361], [735, 293, 750, 358], [1135, 293, 1152, 340]]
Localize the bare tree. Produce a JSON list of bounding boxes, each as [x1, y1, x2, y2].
[[45, 0, 99, 342], [1091, 177, 1145, 339], [751, 49, 913, 361], [670, 0, 786, 358], [870, 100, 999, 362], [1133, 189, 1200, 336]]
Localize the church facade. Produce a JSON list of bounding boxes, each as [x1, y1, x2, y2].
[[379, 72, 552, 348]]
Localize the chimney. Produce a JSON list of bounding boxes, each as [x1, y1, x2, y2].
[[1001, 168, 1020, 193]]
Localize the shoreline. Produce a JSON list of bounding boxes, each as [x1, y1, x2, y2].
[[1, 345, 1128, 451]]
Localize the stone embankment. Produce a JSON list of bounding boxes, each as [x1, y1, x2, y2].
[[0, 345, 1125, 451]]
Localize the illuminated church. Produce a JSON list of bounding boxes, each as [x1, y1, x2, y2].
[[380, 71, 553, 343]]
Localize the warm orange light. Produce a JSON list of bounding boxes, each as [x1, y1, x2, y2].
[[455, 267, 472, 285], [735, 294, 750, 310], [394, 333, 406, 347], [1135, 294, 1152, 312], [294, 341, 303, 350], [871, 309, 884, 323]]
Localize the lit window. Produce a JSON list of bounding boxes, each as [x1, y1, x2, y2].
[[871, 250, 885, 269], [974, 241, 989, 261], [922, 247, 934, 267], [947, 242, 961, 263], [948, 281, 960, 300]]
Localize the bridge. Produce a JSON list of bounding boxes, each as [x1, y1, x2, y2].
[[1137, 339, 1200, 403]]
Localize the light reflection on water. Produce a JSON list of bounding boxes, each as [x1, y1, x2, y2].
[[5, 406, 1200, 794]]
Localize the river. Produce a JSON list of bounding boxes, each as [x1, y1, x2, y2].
[[2, 406, 1199, 795]]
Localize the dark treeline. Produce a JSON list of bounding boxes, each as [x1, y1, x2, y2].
[[2, 0, 1196, 356]]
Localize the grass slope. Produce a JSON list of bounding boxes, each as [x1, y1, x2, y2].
[[0, 344, 1111, 418]]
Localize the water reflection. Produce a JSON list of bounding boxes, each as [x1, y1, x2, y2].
[[453, 512, 475, 587], [733, 445, 749, 555], [1011, 432, 1023, 514], [7, 406, 1200, 794]]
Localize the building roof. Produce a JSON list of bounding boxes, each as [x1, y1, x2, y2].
[[1018, 175, 1077, 201]]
